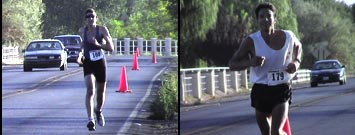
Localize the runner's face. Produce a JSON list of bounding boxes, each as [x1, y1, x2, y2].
[[85, 13, 97, 26], [257, 8, 276, 31]]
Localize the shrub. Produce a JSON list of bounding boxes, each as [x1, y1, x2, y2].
[[149, 72, 178, 120]]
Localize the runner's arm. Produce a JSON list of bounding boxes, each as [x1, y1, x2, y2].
[[229, 37, 255, 71], [100, 26, 114, 52]]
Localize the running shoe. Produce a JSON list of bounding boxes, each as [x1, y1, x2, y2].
[[96, 111, 105, 126], [87, 119, 95, 131]]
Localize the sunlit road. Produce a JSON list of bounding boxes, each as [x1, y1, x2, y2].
[[180, 78, 355, 135], [2, 56, 173, 135]]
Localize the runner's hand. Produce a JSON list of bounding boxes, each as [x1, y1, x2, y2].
[[88, 37, 101, 47], [285, 62, 296, 73], [251, 56, 265, 67], [77, 52, 83, 65]]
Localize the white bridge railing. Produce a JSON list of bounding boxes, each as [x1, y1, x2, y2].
[[180, 67, 311, 102], [112, 38, 178, 56]]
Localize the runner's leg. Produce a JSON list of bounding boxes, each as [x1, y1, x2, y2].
[[255, 110, 271, 135], [271, 101, 289, 135], [85, 74, 96, 120]]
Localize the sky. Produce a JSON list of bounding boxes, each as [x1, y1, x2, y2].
[[336, 0, 355, 5]]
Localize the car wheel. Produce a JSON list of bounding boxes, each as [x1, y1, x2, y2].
[[23, 64, 32, 72], [311, 82, 318, 87]]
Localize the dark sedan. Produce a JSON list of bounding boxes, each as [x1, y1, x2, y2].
[[310, 59, 346, 87], [23, 39, 68, 72], [54, 35, 82, 66]]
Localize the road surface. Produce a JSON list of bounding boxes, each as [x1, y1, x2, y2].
[[181, 78, 355, 135], [2, 56, 173, 135]]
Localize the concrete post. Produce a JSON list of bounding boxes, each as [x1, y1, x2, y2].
[[112, 38, 117, 55], [165, 38, 171, 56], [180, 72, 186, 102], [151, 38, 157, 55], [205, 70, 215, 97], [230, 71, 239, 92], [241, 70, 248, 89], [124, 38, 130, 55], [137, 38, 143, 55], [191, 71, 202, 100], [218, 70, 228, 95]]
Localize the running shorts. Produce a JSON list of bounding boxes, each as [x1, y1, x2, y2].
[[251, 83, 292, 114], [83, 58, 107, 83]]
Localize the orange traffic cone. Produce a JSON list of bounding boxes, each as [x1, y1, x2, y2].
[[283, 117, 292, 135], [116, 66, 132, 93], [152, 51, 157, 63], [136, 47, 140, 57], [132, 52, 139, 70]]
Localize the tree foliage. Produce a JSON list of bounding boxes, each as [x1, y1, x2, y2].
[[180, 0, 299, 68], [291, 0, 355, 71], [180, 0, 220, 68], [41, 0, 177, 40], [2, 0, 44, 49]]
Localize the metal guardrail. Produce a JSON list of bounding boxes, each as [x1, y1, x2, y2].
[[180, 67, 311, 102]]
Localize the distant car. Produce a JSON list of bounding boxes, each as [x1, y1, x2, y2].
[[23, 39, 68, 72], [53, 35, 82, 66], [310, 59, 346, 87]]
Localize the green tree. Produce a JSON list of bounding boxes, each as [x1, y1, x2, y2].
[[181, 0, 299, 67], [42, 0, 126, 38], [119, 0, 177, 39], [291, 0, 355, 71], [180, 0, 220, 68], [2, 0, 44, 49]]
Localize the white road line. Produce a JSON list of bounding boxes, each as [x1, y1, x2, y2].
[[117, 65, 169, 135]]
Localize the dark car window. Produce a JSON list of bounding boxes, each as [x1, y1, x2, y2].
[[27, 42, 62, 50], [313, 62, 341, 70], [54, 37, 81, 46]]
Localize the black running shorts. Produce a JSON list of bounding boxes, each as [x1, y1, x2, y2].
[[251, 83, 292, 114], [83, 58, 107, 83]]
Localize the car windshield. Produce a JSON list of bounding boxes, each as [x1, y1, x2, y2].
[[313, 62, 341, 70], [27, 42, 62, 51], [55, 37, 81, 46]]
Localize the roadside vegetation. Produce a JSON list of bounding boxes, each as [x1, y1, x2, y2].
[[2, 0, 177, 50], [149, 71, 178, 120]]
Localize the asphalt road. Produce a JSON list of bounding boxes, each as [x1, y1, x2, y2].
[[180, 78, 355, 135], [2, 56, 173, 135]]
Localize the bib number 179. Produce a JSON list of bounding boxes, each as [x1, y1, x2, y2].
[[271, 72, 284, 81]]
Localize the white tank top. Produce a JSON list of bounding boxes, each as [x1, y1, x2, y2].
[[249, 30, 298, 86]]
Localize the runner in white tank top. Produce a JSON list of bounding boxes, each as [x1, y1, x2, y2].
[[229, 2, 302, 135], [249, 30, 301, 86]]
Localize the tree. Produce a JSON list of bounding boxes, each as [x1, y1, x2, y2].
[[180, 0, 220, 68], [182, 0, 299, 67], [42, 0, 126, 38], [2, 0, 44, 49], [291, 0, 355, 71]]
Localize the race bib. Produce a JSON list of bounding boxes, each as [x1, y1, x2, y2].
[[267, 70, 290, 86], [89, 50, 104, 61]]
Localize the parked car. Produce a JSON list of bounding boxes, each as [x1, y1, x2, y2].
[[23, 39, 68, 72], [53, 35, 82, 66], [310, 59, 346, 87]]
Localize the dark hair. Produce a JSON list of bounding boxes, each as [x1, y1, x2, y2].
[[255, 2, 276, 20], [85, 8, 96, 15]]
